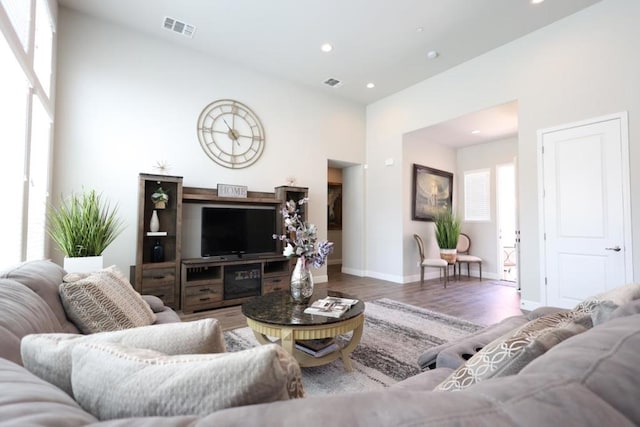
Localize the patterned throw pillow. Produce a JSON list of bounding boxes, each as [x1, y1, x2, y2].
[[20, 318, 225, 396], [434, 311, 591, 391], [59, 268, 156, 334], [574, 283, 640, 312], [71, 342, 305, 420]]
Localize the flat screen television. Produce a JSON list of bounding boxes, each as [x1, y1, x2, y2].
[[201, 206, 277, 257]]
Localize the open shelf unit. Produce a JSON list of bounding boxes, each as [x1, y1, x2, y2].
[[134, 173, 183, 309]]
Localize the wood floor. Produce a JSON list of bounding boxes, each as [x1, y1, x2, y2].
[[180, 265, 524, 331]]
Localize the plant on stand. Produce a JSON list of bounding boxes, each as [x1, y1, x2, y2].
[[434, 209, 461, 264], [47, 189, 124, 273], [273, 198, 334, 304], [151, 187, 169, 209]]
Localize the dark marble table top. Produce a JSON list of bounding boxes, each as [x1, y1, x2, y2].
[[242, 290, 365, 326]]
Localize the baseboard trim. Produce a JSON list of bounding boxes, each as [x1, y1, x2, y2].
[[327, 259, 342, 266], [365, 270, 404, 284], [520, 299, 542, 311], [341, 267, 365, 277]]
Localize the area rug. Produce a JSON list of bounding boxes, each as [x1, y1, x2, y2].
[[224, 298, 484, 395]]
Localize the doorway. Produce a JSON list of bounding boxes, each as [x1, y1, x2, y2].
[[497, 162, 517, 285]]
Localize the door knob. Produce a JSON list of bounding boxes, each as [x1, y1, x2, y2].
[[605, 246, 621, 252]]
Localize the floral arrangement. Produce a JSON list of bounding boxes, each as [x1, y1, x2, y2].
[[273, 198, 334, 268], [151, 187, 169, 203]]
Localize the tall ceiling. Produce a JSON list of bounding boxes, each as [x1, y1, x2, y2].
[[58, 0, 601, 106]]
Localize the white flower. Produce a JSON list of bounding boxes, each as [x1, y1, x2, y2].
[[283, 243, 295, 257]]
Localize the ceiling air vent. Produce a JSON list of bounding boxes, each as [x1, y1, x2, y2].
[[323, 78, 343, 88], [163, 17, 195, 38]]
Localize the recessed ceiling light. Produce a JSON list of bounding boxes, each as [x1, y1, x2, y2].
[[366, 83, 375, 89], [531, 0, 544, 4], [471, 130, 481, 134], [416, 27, 424, 33], [426, 50, 439, 60], [320, 43, 333, 53]]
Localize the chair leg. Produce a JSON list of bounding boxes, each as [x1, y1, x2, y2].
[[443, 266, 447, 288], [479, 263, 482, 281], [420, 267, 424, 285]]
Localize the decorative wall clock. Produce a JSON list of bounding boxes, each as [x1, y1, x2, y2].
[[197, 99, 265, 169]]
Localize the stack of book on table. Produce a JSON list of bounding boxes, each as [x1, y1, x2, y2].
[[295, 338, 339, 358], [303, 296, 359, 318]]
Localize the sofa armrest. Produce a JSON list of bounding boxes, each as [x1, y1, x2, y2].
[[141, 295, 181, 324], [417, 315, 529, 370]]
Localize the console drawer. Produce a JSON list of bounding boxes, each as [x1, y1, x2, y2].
[[141, 268, 175, 288], [143, 285, 175, 306], [263, 275, 289, 294], [184, 283, 223, 307]]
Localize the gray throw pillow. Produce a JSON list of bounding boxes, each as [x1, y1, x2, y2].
[[59, 267, 156, 333], [20, 318, 225, 396], [71, 342, 304, 420], [435, 310, 591, 391]]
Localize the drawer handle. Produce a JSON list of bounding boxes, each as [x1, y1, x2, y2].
[[272, 279, 282, 283], [273, 287, 282, 291], [199, 297, 210, 302], [199, 288, 210, 292], [156, 294, 165, 298]]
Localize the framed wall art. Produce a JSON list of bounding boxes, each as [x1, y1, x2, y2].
[[412, 164, 453, 221], [327, 183, 342, 230]]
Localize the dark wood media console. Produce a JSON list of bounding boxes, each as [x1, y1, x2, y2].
[[181, 255, 291, 313]]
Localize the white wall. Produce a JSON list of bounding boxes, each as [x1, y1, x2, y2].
[[456, 137, 518, 280], [402, 132, 456, 282], [53, 8, 366, 279], [366, 0, 640, 305]]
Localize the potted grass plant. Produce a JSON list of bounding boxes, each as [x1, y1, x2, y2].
[[47, 190, 124, 273], [434, 210, 461, 264]]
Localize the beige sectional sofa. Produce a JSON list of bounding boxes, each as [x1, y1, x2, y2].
[[1, 259, 639, 426]]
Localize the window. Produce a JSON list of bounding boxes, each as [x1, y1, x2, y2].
[[464, 169, 491, 222], [0, 34, 29, 264], [34, 0, 54, 96], [0, 0, 55, 267], [0, 0, 31, 50]]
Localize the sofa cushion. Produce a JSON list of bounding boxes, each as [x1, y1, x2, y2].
[[59, 268, 156, 333], [0, 259, 79, 333], [0, 280, 63, 365], [0, 358, 98, 426], [521, 313, 640, 425], [417, 315, 529, 370], [21, 318, 225, 396], [435, 310, 591, 391], [71, 342, 304, 420]]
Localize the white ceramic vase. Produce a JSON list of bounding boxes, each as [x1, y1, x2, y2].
[[63, 255, 104, 273], [150, 210, 160, 232]]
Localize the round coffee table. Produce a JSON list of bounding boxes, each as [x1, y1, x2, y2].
[[242, 290, 365, 371]]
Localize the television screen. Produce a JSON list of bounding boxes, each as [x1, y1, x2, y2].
[[201, 206, 277, 257]]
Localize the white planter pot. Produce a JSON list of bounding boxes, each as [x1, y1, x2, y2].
[[63, 256, 104, 274]]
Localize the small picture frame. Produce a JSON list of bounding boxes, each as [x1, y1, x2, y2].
[[412, 164, 453, 221], [327, 183, 342, 230]]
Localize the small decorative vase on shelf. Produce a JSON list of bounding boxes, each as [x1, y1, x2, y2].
[[151, 240, 164, 263], [150, 210, 160, 232], [290, 257, 314, 304]]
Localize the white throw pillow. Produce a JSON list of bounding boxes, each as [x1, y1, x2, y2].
[[71, 342, 305, 420], [20, 318, 225, 396]]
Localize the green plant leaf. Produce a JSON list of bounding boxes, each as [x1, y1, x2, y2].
[[46, 190, 125, 257]]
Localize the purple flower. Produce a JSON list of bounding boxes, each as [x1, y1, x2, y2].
[[272, 198, 334, 268]]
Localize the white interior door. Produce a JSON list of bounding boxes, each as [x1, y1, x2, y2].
[[541, 113, 632, 308]]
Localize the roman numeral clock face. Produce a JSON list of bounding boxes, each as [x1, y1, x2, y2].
[[197, 99, 265, 169]]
